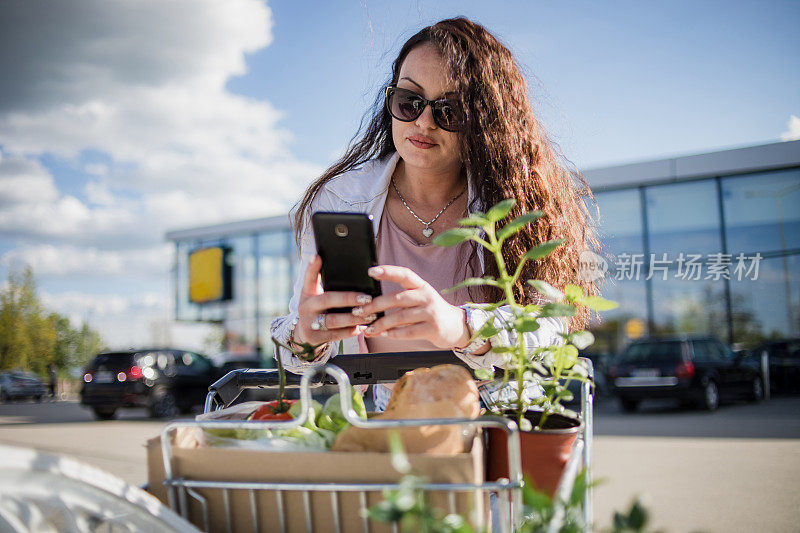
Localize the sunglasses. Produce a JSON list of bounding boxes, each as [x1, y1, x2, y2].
[[384, 85, 465, 132]]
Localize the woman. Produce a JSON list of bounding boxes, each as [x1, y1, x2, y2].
[[271, 17, 600, 408]]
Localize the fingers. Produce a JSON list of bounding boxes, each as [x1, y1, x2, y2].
[[366, 321, 430, 341], [368, 265, 426, 290], [295, 323, 368, 346], [357, 288, 426, 316], [324, 311, 378, 330], [296, 257, 378, 346], [363, 307, 428, 337], [299, 291, 373, 316], [301, 255, 323, 297]]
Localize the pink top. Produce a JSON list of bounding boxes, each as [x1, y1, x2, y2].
[[366, 209, 480, 354]]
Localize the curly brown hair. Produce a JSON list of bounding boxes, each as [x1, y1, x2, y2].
[[295, 17, 601, 331]]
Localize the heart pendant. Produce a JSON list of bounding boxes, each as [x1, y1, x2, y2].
[[422, 227, 434, 238]]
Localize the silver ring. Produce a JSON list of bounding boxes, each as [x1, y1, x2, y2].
[[310, 313, 327, 331]]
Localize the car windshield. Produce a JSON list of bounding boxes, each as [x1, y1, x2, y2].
[[621, 341, 683, 364], [90, 353, 136, 371]]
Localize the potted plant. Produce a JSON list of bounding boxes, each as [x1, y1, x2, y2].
[[433, 199, 617, 495]]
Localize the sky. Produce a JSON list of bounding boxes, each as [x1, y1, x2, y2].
[[0, 0, 798, 351]]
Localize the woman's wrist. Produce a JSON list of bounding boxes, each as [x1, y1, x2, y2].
[[453, 308, 473, 349], [289, 320, 330, 360], [452, 306, 491, 355]]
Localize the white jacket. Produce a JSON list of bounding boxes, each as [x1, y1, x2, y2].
[[270, 151, 567, 374]]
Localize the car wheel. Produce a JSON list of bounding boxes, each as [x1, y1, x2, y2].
[[92, 407, 117, 420], [34, 395, 43, 403], [149, 387, 179, 419], [620, 398, 639, 412], [749, 377, 764, 402], [0, 391, 8, 403], [701, 380, 719, 411]]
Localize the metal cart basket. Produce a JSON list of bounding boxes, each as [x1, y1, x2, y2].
[[158, 352, 594, 533]]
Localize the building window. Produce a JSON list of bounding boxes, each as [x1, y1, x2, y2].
[[645, 179, 722, 256], [258, 230, 294, 316], [642, 180, 727, 339], [649, 277, 729, 339], [226, 235, 256, 321], [590, 189, 648, 352], [730, 254, 800, 343], [721, 169, 800, 255]]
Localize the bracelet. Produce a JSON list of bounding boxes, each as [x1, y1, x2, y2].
[[453, 306, 490, 356], [286, 317, 331, 363]]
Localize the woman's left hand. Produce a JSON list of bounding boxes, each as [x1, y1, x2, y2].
[[355, 265, 471, 349]]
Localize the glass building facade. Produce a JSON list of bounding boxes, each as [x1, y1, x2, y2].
[[585, 140, 800, 352], [168, 140, 800, 355], [168, 216, 297, 357]]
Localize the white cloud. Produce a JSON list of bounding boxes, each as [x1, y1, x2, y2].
[[780, 115, 800, 142], [1, 243, 170, 278], [0, 158, 142, 246], [0, 1, 272, 114], [42, 291, 141, 318], [84, 163, 109, 177], [0, 155, 59, 207], [41, 290, 178, 350], [40, 289, 216, 352], [0, 1, 320, 349], [84, 180, 115, 207], [0, 151, 308, 248], [0, 0, 321, 250]]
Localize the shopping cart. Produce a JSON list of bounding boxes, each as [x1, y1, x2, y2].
[[157, 351, 594, 533]]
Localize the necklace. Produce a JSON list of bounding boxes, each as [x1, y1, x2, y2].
[[391, 178, 467, 238]]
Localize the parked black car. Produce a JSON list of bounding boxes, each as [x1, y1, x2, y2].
[[608, 336, 764, 412], [80, 349, 218, 420], [748, 338, 800, 394], [0, 371, 47, 402]]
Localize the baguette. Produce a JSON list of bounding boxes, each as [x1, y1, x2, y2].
[[331, 364, 479, 454]]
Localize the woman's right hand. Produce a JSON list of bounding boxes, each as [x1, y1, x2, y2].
[[292, 255, 377, 348]]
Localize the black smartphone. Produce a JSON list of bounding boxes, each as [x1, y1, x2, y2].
[[311, 211, 382, 314]]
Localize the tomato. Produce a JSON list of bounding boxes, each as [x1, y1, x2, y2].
[[251, 400, 296, 421]]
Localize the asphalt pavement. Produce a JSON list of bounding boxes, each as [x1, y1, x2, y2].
[[0, 395, 798, 532], [589, 394, 800, 532]]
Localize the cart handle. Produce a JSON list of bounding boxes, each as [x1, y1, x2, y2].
[[206, 368, 319, 410], [205, 350, 474, 411]]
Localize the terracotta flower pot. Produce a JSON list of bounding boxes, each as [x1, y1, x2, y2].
[[486, 410, 583, 497]]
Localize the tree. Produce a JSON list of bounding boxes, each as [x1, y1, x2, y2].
[[0, 267, 105, 374], [0, 268, 37, 370], [74, 322, 105, 369]]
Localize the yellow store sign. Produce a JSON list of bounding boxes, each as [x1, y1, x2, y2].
[[189, 247, 232, 304]]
